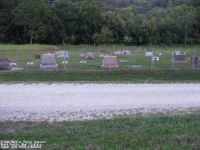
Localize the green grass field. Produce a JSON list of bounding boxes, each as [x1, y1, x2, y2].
[[1, 70, 200, 82], [0, 44, 54, 50], [1, 114, 200, 150], [0, 44, 200, 71]]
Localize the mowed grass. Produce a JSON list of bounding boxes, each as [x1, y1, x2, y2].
[[1, 70, 200, 82], [1, 114, 200, 149], [0, 44, 53, 50], [58, 44, 200, 51]]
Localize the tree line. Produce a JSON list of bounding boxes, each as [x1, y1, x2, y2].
[[0, 0, 200, 45]]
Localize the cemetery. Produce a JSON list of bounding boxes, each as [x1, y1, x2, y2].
[[0, 44, 199, 71]]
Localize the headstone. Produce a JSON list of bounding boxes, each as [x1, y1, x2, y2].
[[122, 50, 132, 56], [191, 56, 199, 67], [171, 51, 186, 56], [0, 59, 11, 69], [11, 63, 17, 66], [86, 52, 94, 59], [35, 54, 40, 59], [101, 56, 119, 68], [125, 50, 132, 56], [159, 52, 162, 56], [80, 54, 85, 58], [132, 65, 142, 68], [114, 50, 122, 55], [145, 51, 153, 56], [26, 62, 34, 65], [11, 67, 23, 71], [174, 54, 187, 63], [80, 61, 86, 64], [40, 54, 58, 69], [57, 51, 69, 58]]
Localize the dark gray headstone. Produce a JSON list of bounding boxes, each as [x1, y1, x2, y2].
[[0, 59, 11, 69], [35, 54, 40, 59], [191, 56, 199, 67]]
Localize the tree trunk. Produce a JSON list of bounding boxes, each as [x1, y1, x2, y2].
[[30, 34, 33, 44], [184, 24, 188, 45]]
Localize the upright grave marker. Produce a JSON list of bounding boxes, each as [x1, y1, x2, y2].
[[40, 54, 58, 69], [57, 51, 69, 58], [0, 59, 11, 69], [101, 56, 119, 69]]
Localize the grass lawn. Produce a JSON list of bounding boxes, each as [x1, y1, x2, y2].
[[1, 114, 200, 149], [0, 44, 54, 50], [1, 70, 200, 82]]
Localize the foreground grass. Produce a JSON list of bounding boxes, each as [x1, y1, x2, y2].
[[0, 44, 53, 50], [1, 114, 200, 149], [1, 70, 200, 82]]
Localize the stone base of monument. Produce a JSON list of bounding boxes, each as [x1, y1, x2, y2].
[[101, 65, 119, 68], [40, 64, 58, 69]]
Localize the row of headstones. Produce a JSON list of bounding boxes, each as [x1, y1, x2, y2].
[[0, 50, 198, 70], [40, 54, 119, 69]]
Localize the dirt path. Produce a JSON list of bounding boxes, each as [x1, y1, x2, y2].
[[0, 83, 200, 122]]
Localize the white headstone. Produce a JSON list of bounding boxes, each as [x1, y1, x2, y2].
[[114, 50, 122, 55], [145, 51, 153, 56], [124, 50, 132, 56], [57, 51, 69, 58]]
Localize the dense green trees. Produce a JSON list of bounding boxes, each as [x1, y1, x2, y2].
[[0, 0, 199, 45]]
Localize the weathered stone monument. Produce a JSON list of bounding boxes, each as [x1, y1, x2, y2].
[[174, 54, 187, 63], [101, 56, 119, 68], [40, 54, 58, 69], [57, 51, 69, 58], [0, 59, 11, 69]]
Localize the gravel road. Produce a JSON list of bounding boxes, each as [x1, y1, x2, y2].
[[0, 83, 200, 122]]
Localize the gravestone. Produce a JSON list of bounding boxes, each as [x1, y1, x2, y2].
[[191, 56, 199, 67], [101, 56, 119, 68], [80, 61, 86, 64], [40, 54, 58, 69], [0, 59, 11, 69], [86, 52, 94, 59], [35, 54, 40, 59], [174, 54, 187, 63], [132, 65, 142, 68], [123, 50, 132, 56], [80, 53, 85, 58], [57, 51, 69, 58], [145, 51, 153, 56], [27, 62, 34, 65], [114, 50, 122, 55]]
